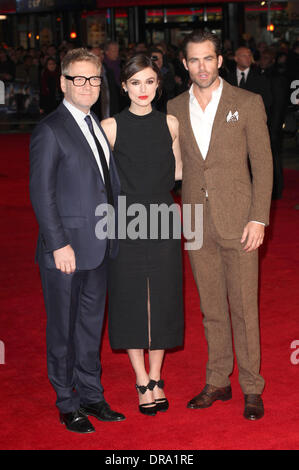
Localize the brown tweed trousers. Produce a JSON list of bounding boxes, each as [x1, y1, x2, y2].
[[168, 80, 273, 394]]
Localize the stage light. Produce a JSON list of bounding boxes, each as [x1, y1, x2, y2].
[[0, 15, 7, 20], [267, 24, 275, 31], [28, 33, 32, 38], [36, 35, 40, 40], [70, 32, 77, 39]]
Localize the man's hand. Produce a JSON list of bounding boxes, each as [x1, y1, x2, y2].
[[53, 245, 76, 274], [241, 222, 265, 252]]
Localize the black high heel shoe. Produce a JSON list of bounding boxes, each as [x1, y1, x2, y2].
[[136, 383, 157, 416], [149, 379, 169, 412]]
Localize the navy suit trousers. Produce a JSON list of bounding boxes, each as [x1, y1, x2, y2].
[[40, 256, 108, 413]]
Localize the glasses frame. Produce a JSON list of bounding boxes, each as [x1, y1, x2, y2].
[[64, 75, 102, 87]]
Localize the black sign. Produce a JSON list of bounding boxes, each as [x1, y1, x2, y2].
[[16, 0, 96, 13], [0, 0, 16, 13]]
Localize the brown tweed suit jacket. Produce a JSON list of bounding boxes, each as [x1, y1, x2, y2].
[[168, 79, 273, 239]]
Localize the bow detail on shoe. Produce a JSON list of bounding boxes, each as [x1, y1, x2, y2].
[[135, 384, 148, 394], [148, 379, 164, 390], [148, 379, 169, 412]]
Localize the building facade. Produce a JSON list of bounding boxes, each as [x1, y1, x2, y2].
[[0, 0, 298, 50]]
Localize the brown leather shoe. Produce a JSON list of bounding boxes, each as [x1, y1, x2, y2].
[[187, 384, 232, 409], [244, 394, 264, 420]]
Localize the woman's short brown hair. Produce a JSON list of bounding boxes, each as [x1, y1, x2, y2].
[[121, 53, 162, 97], [61, 48, 101, 75]]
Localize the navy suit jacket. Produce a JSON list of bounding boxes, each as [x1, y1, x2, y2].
[[226, 66, 272, 118], [29, 102, 121, 271]]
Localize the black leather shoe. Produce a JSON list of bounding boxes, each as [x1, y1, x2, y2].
[[244, 394, 264, 420], [187, 384, 232, 409], [80, 401, 125, 422], [59, 410, 95, 434]]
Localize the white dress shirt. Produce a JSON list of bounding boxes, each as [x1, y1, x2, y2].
[[189, 77, 223, 160], [188, 79, 264, 226], [237, 67, 250, 86], [63, 98, 110, 181]]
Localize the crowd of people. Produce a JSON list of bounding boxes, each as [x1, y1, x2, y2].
[[1, 35, 299, 197], [0, 36, 298, 115]]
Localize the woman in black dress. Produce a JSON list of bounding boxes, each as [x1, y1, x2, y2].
[[101, 54, 183, 416]]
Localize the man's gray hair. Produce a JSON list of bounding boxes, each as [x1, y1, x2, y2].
[[61, 48, 101, 75]]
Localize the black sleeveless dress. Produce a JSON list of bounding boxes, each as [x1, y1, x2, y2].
[[108, 107, 184, 350]]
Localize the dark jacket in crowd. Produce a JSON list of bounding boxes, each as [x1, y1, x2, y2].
[[92, 63, 123, 120], [226, 65, 272, 119], [40, 67, 61, 114]]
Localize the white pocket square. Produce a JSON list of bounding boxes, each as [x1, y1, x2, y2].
[[226, 111, 239, 122]]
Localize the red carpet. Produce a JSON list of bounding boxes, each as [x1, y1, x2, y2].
[[0, 134, 299, 450]]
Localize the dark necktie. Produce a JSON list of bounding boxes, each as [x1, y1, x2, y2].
[[84, 115, 114, 207], [239, 71, 246, 88]]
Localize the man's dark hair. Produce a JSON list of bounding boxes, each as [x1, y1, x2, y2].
[[182, 30, 222, 59]]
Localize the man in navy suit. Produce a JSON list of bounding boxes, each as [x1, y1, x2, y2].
[[30, 48, 124, 433], [226, 46, 272, 118]]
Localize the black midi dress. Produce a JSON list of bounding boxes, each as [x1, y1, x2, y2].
[[108, 107, 184, 350]]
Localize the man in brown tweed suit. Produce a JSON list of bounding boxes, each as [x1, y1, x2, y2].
[[168, 31, 273, 420]]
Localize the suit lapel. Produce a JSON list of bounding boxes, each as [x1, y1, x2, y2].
[[58, 104, 104, 182], [182, 81, 236, 163], [205, 80, 236, 162], [245, 67, 255, 89]]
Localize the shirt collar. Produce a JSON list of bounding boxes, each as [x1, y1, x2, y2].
[[189, 76, 223, 104], [63, 98, 91, 125], [237, 67, 250, 78]]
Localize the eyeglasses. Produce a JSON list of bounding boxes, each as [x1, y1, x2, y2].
[[64, 75, 102, 87], [151, 56, 159, 62]]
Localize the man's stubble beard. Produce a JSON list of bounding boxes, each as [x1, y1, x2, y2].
[[192, 71, 219, 89]]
